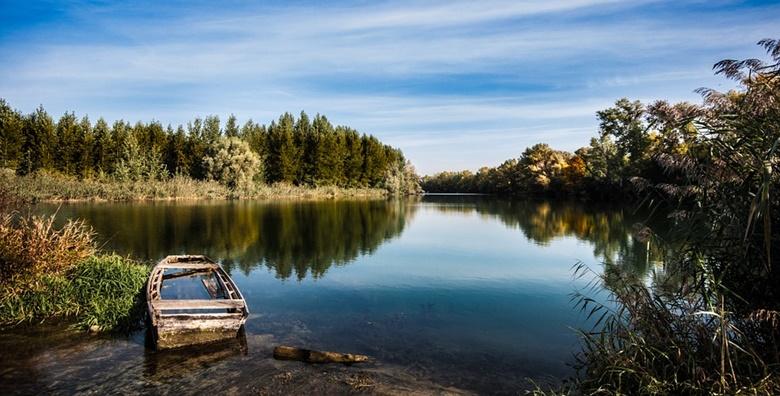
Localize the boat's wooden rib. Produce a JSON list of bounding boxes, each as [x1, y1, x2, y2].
[[146, 255, 249, 349]]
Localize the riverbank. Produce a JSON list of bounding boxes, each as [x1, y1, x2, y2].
[[0, 254, 148, 332], [1, 168, 390, 203], [0, 209, 149, 332]]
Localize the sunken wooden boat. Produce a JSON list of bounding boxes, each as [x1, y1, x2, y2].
[[147, 255, 249, 349]]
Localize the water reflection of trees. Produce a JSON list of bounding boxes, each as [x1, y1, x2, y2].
[[423, 195, 667, 277], [49, 196, 665, 281], [52, 199, 418, 280]]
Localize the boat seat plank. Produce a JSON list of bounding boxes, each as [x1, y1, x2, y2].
[[158, 263, 220, 269], [159, 313, 245, 319], [152, 299, 245, 310]]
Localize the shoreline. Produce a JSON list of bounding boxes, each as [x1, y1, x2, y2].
[[2, 169, 395, 204]]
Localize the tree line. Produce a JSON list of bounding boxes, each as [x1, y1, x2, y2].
[[0, 101, 420, 193], [421, 97, 705, 199]]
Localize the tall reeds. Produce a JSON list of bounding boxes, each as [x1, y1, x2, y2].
[[0, 168, 388, 202], [571, 263, 779, 394], [0, 212, 95, 292]]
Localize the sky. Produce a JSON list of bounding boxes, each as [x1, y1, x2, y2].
[[0, 1, 777, 174]]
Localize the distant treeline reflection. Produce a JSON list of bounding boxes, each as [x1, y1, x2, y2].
[[422, 195, 667, 277], [45, 196, 664, 280], [48, 200, 417, 280]]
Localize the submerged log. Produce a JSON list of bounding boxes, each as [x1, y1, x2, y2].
[[273, 345, 370, 364]]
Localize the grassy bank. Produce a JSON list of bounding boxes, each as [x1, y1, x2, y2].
[[0, 255, 148, 332], [0, 211, 149, 332], [1, 168, 388, 202]]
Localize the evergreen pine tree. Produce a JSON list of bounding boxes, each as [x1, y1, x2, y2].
[[313, 114, 343, 185], [187, 118, 208, 179], [54, 112, 78, 174], [0, 99, 24, 169], [341, 127, 364, 186], [264, 120, 282, 183], [92, 118, 111, 175], [225, 114, 239, 138], [166, 125, 189, 175], [203, 115, 221, 143], [296, 111, 317, 185], [17, 105, 54, 175], [277, 113, 300, 183], [74, 116, 93, 178]]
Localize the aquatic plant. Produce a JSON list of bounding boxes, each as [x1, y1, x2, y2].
[[69, 255, 149, 331]]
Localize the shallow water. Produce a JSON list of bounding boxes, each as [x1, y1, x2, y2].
[[1, 195, 660, 394]]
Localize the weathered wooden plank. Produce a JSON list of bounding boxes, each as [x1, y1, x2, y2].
[[155, 325, 242, 349], [213, 270, 236, 299], [166, 255, 209, 262], [158, 315, 244, 332], [273, 345, 370, 364], [158, 263, 219, 269], [159, 313, 244, 320], [152, 299, 245, 310]]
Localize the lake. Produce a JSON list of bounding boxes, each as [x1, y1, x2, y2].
[[0, 195, 660, 394]]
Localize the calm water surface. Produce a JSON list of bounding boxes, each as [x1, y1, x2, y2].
[[0, 195, 659, 394]]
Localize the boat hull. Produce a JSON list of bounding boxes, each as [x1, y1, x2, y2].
[[154, 314, 246, 349], [146, 255, 249, 350]]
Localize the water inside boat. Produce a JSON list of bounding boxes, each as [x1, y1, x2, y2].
[[160, 268, 229, 314]]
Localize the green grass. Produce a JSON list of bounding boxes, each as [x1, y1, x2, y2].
[[1, 168, 388, 202], [0, 254, 149, 332], [0, 208, 149, 332]]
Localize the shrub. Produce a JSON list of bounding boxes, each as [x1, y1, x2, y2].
[[204, 137, 262, 190]]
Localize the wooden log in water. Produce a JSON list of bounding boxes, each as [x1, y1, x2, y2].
[[273, 345, 370, 364]]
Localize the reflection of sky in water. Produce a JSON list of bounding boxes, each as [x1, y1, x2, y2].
[[15, 197, 652, 393], [303, 206, 598, 284]]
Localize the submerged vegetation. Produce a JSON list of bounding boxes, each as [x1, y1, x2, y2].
[[0, 104, 422, 200], [0, 207, 148, 332]]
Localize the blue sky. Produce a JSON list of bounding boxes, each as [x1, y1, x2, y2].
[[0, 1, 777, 174]]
